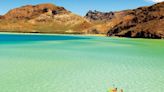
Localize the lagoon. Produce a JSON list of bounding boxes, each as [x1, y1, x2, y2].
[[0, 33, 164, 92]]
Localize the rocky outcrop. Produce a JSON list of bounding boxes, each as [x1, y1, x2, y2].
[[107, 2, 164, 39], [85, 10, 115, 22]]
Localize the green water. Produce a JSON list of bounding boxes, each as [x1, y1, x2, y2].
[[0, 33, 164, 92]]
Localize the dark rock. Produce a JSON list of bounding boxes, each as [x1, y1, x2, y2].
[[85, 10, 115, 22], [87, 28, 100, 34], [134, 31, 162, 39]]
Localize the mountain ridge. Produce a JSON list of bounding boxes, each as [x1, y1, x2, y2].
[[85, 2, 164, 38], [0, 2, 164, 39], [0, 3, 92, 34]]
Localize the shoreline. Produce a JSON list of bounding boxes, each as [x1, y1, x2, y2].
[[0, 32, 163, 40], [0, 31, 106, 37]]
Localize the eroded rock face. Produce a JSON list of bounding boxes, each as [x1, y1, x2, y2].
[[107, 2, 164, 39], [85, 10, 115, 22], [3, 3, 69, 20]]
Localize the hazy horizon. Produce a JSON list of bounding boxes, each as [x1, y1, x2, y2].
[[0, 0, 162, 16]]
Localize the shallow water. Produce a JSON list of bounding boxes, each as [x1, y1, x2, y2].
[[0, 33, 164, 92]]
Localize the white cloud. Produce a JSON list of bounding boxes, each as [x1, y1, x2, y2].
[[146, 0, 164, 3]]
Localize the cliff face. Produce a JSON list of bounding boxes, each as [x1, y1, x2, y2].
[[0, 3, 91, 34]]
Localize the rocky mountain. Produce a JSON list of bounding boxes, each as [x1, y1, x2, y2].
[[84, 10, 127, 34], [0, 3, 91, 34], [85, 2, 164, 39], [0, 2, 164, 39], [107, 2, 164, 39]]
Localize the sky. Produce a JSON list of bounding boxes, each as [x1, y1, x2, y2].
[[0, 0, 163, 16]]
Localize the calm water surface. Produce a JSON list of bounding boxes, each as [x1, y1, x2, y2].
[[0, 33, 164, 92]]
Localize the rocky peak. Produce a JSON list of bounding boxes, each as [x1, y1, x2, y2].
[[3, 3, 69, 20], [85, 10, 115, 22]]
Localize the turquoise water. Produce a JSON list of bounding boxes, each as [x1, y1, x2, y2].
[[0, 33, 164, 92]]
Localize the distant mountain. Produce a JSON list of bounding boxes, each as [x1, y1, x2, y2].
[[85, 2, 164, 39], [84, 10, 127, 34], [85, 10, 115, 22], [0, 2, 164, 39], [0, 3, 91, 34]]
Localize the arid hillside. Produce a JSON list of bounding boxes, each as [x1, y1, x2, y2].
[[107, 2, 164, 39], [85, 2, 164, 38], [0, 2, 164, 38], [0, 3, 91, 34]]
